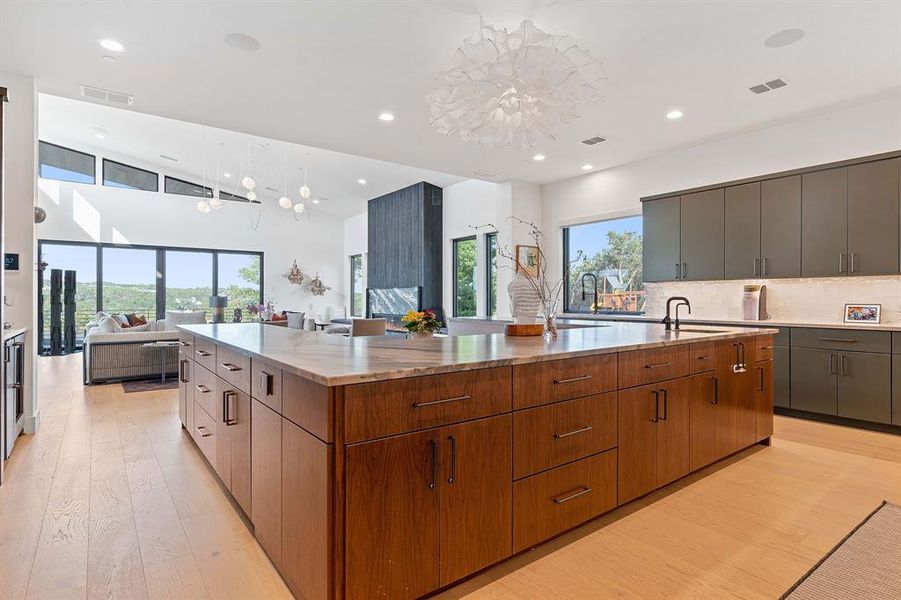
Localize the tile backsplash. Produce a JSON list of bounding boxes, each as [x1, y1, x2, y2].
[[644, 276, 901, 324]]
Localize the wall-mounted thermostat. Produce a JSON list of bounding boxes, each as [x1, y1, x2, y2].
[[4, 253, 19, 271]]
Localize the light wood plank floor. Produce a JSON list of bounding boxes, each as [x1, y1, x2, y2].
[[2, 354, 899, 599]]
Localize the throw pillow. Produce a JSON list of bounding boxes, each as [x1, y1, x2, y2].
[[286, 311, 305, 329], [96, 316, 121, 334], [126, 313, 148, 327], [111, 314, 130, 327]]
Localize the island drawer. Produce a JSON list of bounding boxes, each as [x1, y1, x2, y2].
[[193, 337, 217, 371], [193, 364, 218, 420], [344, 367, 512, 443], [791, 328, 890, 353], [753, 335, 775, 361], [216, 346, 251, 394], [618, 345, 690, 389], [512, 449, 617, 553], [251, 358, 283, 414], [512, 354, 616, 410], [688, 342, 717, 374], [192, 400, 217, 465], [513, 392, 617, 480]]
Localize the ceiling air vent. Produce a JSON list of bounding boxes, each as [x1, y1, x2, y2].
[[470, 170, 497, 180], [580, 136, 608, 146], [264, 186, 280, 193], [80, 84, 134, 106], [749, 78, 788, 94]]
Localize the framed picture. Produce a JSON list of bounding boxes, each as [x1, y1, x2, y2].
[[516, 245, 540, 278], [843, 303, 881, 324]]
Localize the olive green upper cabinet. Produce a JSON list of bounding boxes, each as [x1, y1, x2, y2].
[[802, 167, 848, 277], [679, 189, 724, 281], [642, 196, 681, 282], [724, 183, 760, 279], [847, 158, 900, 276], [760, 176, 802, 278]]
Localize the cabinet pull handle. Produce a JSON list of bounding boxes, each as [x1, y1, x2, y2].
[[447, 435, 457, 484], [682, 262, 687, 278], [850, 252, 857, 273], [644, 361, 670, 369], [760, 345, 773, 350], [412, 394, 470, 408], [428, 439, 438, 490], [763, 257, 769, 277], [753, 257, 759, 277], [178, 360, 188, 383], [731, 343, 747, 373], [223, 391, 238, 425], [650, 390, 660, 423], [838, 253, 845, 274], [195, 349, 211, 357], [196, 425, 212, 438], [258, 371, 273, 396], [553, 375, 592, 384], [757, 367, 764, 392], [178, 341, 191, 347], [840, 354, 848, 376], [660, 388, 668, 421], [696, 354, 710, 360], [220, 362, 242, 372], [195, 384, 210, 394], [819, 338, 856, 343], [675, 263, 680, 279], [827, 353, 835, 375], [711, 377, 719, 405], [553, 486, 592, 504], [554, 425, 593, 439]]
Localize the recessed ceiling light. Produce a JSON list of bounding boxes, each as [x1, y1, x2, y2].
[[312, 199, 320, 204], [92, 126, 108, 140], [764, 29, 805, 48], [533, 154, 546, 161], [98, 38, 125, 53], [581, 164, 593, 171], [102, 55, 117, 63], [378, 112, 395, 122], [358, 178, 366, 185], [95, 133, 105, 140], [224, 33, 261, 53], [223, 172, 231, 178], [666, 110, 684, 120]]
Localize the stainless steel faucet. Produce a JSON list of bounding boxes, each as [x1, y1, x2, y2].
[[662, 296, 691, 331]]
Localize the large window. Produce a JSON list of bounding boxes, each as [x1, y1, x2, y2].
[[486, 232, 498, 317], [37, 241, 263, 353], [102, 247, 159, 316], [38, 141, 96, 184], [166, 250, 214, 318], [103, 159, 158, 191], [218, 253, 262, 319], [564, 215, 645, 314], [350, 255, 363, 317], [164, 176, 213, 198], [453, 236, 477, 317]]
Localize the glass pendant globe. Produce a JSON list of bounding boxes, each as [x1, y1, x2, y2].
[[241, 176, 256, 190], [246, 190, 257, 201], [278, 196, 292, 209], [299, 184, 311, 199], [209, 197, 224, 210], [293, 202, 305, 213], [197, 200, 211, 213]]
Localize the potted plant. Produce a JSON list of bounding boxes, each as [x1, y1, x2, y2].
[[401, 309, 441, 338]]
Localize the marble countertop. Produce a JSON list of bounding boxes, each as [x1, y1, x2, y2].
[[555, 313, 901, 332], [4, 327, 27, 341], [179, 321, 777, 386]]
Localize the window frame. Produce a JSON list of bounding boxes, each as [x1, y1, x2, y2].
[[164, 175, 213, 198], [102, 158, 159, 192], [38, 140, 97, 184], [349, 254, 363, 317], [485, 232, 498, 318], [452, 235, 477, 318], [562, 214, 645, 315]]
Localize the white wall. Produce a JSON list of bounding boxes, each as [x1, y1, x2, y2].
[[541, 94, 901, 320], [36, 141, 347, 321], [1, 71, 38, 432]]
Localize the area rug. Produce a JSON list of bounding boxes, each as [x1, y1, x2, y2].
[[121, 379, 179, 393], [781, 501, 901, 599]]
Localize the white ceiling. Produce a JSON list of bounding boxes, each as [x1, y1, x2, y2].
[[37, 94, 463, 218], [3, 1, 901, 185]]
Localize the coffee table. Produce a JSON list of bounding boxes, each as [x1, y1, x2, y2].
[[314, 322, 332, 331], [142, 340, 183, 384]]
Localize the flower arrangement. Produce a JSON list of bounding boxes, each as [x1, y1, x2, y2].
[[401, 309, 441, 337], [247, 300, 276, 320]]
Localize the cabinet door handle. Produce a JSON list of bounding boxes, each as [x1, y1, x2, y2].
[[412, 394, 470, 408], [682, 262, 687, 278], [819, 338, 856, 344], [428, 439, 438, 490], [553, 486, 592, 504], [838, 253, 845, 274], [696, 354, 710, 360], [757, 367, 764, 392], [223, 391, 238, 425], [220, 362, 242, 372], [258, 371, 273, 396], [760, 345, 773, 350], [553, 375, 592, 384], [196, 425, 212, 438], [827, 353, 835, 375], [675, 263, 681, 279], [178, 360, 187, 383], [660, 388, 668, 421], [644, 361, 670, 369], [763, 257, 769, 276], [753, 257, 759, 277], [711, 377, 719, 405], [850, 252, 857, 273], [447, 435, 457, 484], [840, 354, 848, 376], [650, 390, 660, 423], [195, 384, 210, 394], [554, 425, 593, 439], [178, 341, 191, 347], [195, 349, 211, 357]]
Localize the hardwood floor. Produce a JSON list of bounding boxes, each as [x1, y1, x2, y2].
[[1, 353, 899, 599]]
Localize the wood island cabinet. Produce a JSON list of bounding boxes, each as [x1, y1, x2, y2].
[[177, 328, 774, 600]]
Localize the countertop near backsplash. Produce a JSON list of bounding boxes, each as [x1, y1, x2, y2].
[[642, 275, 901, 327]]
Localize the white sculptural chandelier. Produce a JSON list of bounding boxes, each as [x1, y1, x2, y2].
[[427, 20, 603, 148]]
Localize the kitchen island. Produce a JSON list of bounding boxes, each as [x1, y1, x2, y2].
[[176, 322, 776, 600]]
